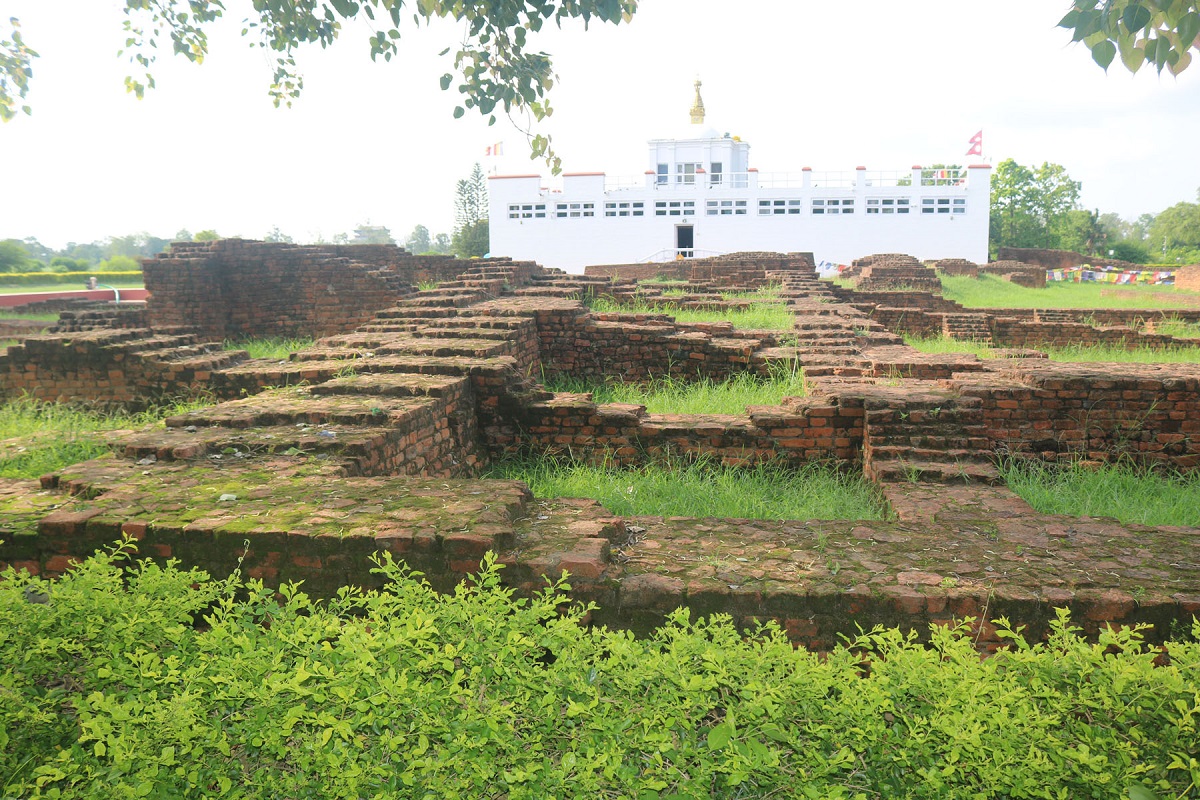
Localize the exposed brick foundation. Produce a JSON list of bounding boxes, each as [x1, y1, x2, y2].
[[2, 246, 1198, 651]]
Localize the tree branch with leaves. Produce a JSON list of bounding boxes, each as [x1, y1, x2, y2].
[[1, 0, 638, 169], [1061, 1, 1199, 74]]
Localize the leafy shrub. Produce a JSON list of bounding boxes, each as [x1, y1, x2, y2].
[[1, 541, 1198, 799]]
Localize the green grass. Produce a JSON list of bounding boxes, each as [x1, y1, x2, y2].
[[546, 366, 805, 415], [487, 456, 888, 521], [904, 334, 1200, 364], [1041, 343, 1200, 363], [0, 310, 58, 321], [1153, 316, 1200, 339], [0, 396, 212, 479], [1001, 458, 1200, 527], [223, 336, 314, 360], [722, 284, 782, 302], [588, 296, 795, 331], [939, 273, 1200, 310], [903, 335, 999, 359]]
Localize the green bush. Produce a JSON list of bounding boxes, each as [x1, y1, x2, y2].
[[2, 541, 1198, 799], [0, 271, 143, 287]]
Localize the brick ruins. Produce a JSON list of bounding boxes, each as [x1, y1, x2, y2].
[[2, 241, 1198, 651]]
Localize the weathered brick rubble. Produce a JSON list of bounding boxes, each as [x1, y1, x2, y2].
[[1, 245, 1198, 650]]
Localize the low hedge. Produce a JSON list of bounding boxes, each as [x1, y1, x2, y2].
[[0, 271, 143, 287], [1, 540, 1197, 799]]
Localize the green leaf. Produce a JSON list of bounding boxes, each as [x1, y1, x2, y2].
[[439, 72, 452, 90], [1118, 34, 1146, 71], [453, 105, 464, 118], [1091, 39, 1117, 69], [1177, 12, 1200, 51], [1121, 4, 1152, 33], [707, 722, 733, 750], [1126, 784, 1161, 800]]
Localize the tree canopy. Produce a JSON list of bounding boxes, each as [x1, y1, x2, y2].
[[452, 163, 489, 258], [1, 1, 637, 165], [1060, 1, 1200, 74], [989, 159, 1083, 254]]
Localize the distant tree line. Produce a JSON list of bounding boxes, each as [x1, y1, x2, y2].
[[990, 158, 1200, 265]]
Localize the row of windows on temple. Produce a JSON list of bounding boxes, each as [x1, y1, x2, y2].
[[507, 197, 967, 219]]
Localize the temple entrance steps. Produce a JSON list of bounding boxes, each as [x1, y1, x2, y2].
[[942, 313, 994, 344], [853, 381, 1001, 486]]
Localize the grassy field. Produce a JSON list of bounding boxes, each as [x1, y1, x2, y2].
[[546, 364, 806, 415], [0, 396, 212, 480], [486, 456, 889, 521], [588, 296, 795, 330], [1001, 458, 1200, 527], [905, 334, 1200, 364], [939, 273, 1200, 309]]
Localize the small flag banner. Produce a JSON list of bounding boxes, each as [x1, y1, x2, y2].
[[1046, 265, 1175, 285], [485, 141, 504, 157], [966, 130, 983, 157]]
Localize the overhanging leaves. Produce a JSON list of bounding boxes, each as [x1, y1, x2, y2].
[[1061, 0, 1200, 75], [3, 0, 640, 171]]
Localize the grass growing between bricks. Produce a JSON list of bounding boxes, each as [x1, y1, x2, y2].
[[545, 366, 806, 415], [1000, 458, 1200, 527], [905, 334, 1200, 364], [1153, 316, 1200, 339], [587, 296, 795, 331], [2, 542, 1198, 799], [223, 336, 315, 360], [487, 457, 888, 521], [0, 396, 212, 480]]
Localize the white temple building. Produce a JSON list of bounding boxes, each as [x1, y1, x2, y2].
[[487, 82, 991, 273]]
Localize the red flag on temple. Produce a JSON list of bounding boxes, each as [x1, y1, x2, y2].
[[966, 130, 983, 157]]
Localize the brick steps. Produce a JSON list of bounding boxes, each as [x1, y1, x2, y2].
[[861, 382, 998, 486], [370, 338, 513, 359], [308, 373, 468, 398], [864, 458, 1001, 485], [371, 307, 459, 320], [165, 387, 439, 429], [942, 313, 993, 344]]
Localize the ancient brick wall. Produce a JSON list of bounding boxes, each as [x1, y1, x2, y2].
[[989, 318, 1187, 349], [0, 329, 239, 407], [996, 247, 1144, 272], [143, 240, 480, 341], [486, 393, 862, 468], [868, 307, 945, 338], [1176, 265, 1200, 292], [533, 307, 783, 383], [980, 260, 1047, 288], [953, 363, 1200, 468], [584, 254, 815, 286]]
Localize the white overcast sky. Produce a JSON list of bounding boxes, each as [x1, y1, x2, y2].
[[3, 1, 1199, 250]]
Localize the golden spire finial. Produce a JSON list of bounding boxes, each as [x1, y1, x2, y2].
[[689, 78, 705, 125]]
